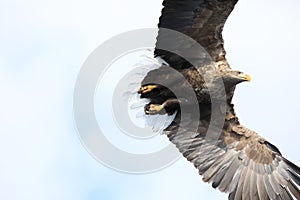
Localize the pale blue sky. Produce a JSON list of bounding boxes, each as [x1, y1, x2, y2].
[[0, 0, 300, 199]]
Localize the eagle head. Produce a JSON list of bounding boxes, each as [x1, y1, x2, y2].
[[222, 69, 251, 86]]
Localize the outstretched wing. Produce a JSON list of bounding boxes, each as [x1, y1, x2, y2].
[[164, 110, 300, 200], [155, 0, 238, 69]]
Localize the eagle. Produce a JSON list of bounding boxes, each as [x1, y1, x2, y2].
[[137, 0, 300, 199]]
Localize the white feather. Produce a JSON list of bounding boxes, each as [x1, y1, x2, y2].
[[123, 53, 175, 133]]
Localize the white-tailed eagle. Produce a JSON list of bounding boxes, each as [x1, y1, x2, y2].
[[138, 0, 300, 199]]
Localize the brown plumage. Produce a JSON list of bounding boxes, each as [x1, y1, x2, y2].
[[139, 0, 300, 199]]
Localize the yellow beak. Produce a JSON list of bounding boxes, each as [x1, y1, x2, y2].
[[241, 74, 252, 82]]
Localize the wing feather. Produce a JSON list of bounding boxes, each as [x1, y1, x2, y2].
[[288, 181, 300, 199], [163, 112, 300, 200], [219, 156, 241, 192], [263, 174, 277, 199], [203, 150, 236, 183], [280, 184, 294, 200], [233, 166, 247, 200], [211, 157, 234, 188], [257, 174, 270, 200], [242, 167, 252, 200], [155, 0, 238, 69], [249, 166, 259, 200]]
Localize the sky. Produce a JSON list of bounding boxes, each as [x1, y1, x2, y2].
[[0, 0, 300, 200]]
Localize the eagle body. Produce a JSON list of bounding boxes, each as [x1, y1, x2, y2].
[[141, 64, 221, 104], [138, 0, 300, 199]]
